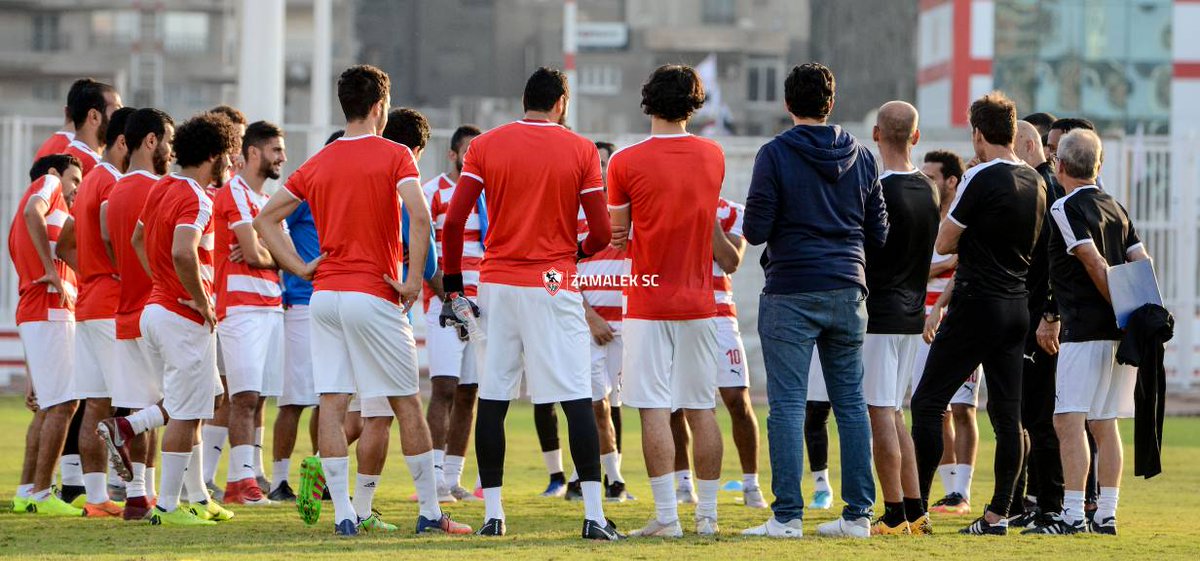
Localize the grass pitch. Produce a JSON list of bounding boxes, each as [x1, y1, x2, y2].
[[0, 396, 1197, 560]]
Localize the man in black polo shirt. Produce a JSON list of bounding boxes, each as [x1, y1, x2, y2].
[[1029, 129, 1148, 536], [1008, 119, 1068, 527], [1040, 117, 1103, 521], [863, 101, 940, 535], [910, 92, 1047, 536]]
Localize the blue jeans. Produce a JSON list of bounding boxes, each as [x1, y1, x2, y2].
[[759, 288, 875, 522]]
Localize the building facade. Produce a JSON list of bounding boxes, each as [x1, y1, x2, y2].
[[357, 0, 812, 136], [0, 0, 354, 128], [917, 0, 1187, 136]]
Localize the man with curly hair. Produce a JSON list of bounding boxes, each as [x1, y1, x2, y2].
[[606, 64, 725, 538], [132, 111, 240, 526]]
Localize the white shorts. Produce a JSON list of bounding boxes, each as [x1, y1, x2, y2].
[[75, 319, 117, 400], [112, 337, 163, 409], [477, 283, 591, 405], [218, 308, 284, 397], [1055, 340, 1135, 420], [140, 304, 220, 421], [590, 333, 622, 403], [425, 300, 480, 385], [716, 318, 750, 388], [280, 305, 318, 407], [309, 291, 419, 399], [18, 320, 76, 408], [622, 318, 719, 411], [808, 350, 828, 402], [348, 394, 393, 418], [863, 333, 921, 409], [912, 338, 981, 407]]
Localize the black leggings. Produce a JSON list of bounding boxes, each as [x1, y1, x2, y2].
[[62, 405, 85, 456], [533, 402, 560, 453], [477, 398, 600, 488], [805, 401, 832, 472], [912, 295, 1029, 516], [1017, 342, 1063, 513]]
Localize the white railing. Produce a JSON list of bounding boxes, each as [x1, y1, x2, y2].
[[2, 117, 1196, 389]]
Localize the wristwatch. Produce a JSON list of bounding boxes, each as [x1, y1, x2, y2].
[[1042, 311, 1060, 323]]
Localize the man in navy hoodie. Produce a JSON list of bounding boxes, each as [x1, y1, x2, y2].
[[741, 63, 887, 539]]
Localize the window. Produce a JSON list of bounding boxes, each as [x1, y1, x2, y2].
[[746, 57, 779, 103], [577, 64, 622, 96], [32, 13, 64, 52], [160, 12, 210, 54], [92, 10, 139, 48], [33, 81, 60, 101], [702, 0, 736, 25]]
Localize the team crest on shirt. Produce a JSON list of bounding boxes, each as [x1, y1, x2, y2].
[[543, 268, 562, 295]]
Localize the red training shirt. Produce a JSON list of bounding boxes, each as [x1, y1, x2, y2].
[[7, 175, 77, 324], [140, 173, 215, 325], [450, 119, 603, 289], [73, 162, 123, 321], [608, 134, 724, 321], [282, 134, 421, 304], [213, 175, 282, 319]]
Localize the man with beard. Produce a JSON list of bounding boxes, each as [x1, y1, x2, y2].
[[7, 154, 84, 517], [54, 79, 121, 505], [97, 108, 193, 521], [54, 106, 134, 517], [212, 121, 287, 506], [130, 112, 239, 526], [64, 81, 122, 178]]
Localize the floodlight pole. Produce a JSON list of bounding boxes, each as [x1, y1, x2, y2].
[[237, 0, 285, 124], [310, 0, 333, 155], [564, 0, 578, 130]]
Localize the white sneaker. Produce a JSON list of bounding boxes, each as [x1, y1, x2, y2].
[[742, 516, 804, 538], [744, 487, 769, 509], [696, 515, 719, 535], [449, 485, 480, 501], [676, 488, 697, 504], [816, 516, 871, 538], [436, 485, 458, 504], [629, 517, 683, 538]]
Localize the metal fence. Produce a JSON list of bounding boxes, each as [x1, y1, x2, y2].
[[2, 116, 1197, 389]]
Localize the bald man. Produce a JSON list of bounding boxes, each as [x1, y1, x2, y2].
[[1009, 119, 1069, 528], [864, 101, 942, 534]]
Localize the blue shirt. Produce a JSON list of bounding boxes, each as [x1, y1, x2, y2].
[[282, 202, 318, 306], [282, 202, 439, 307]]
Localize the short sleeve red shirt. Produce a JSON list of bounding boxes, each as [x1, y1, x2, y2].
[[282, 134, 420, 303], [140, 174, 215, 325], [7, 175, 77, 324], [107, 170, 159, 338], [459, 120, 602, 289], [65, 140, 102, 177], [34, 131, 73, 161], [607, 135, 724, 321], [213, 175, 282, 319], [73, 162, 122, 320]]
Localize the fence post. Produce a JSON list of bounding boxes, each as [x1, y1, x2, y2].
[[1172, 131, 1198, 389]]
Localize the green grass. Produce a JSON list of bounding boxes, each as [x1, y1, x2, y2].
[[0, 396, 1198, 560]]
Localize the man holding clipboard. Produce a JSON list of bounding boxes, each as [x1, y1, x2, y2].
[[1033, 129, 1151, 536]]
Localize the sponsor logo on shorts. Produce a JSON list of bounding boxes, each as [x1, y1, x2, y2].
[[543, 268, 562, 295], [571, 274, 660, 289]]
